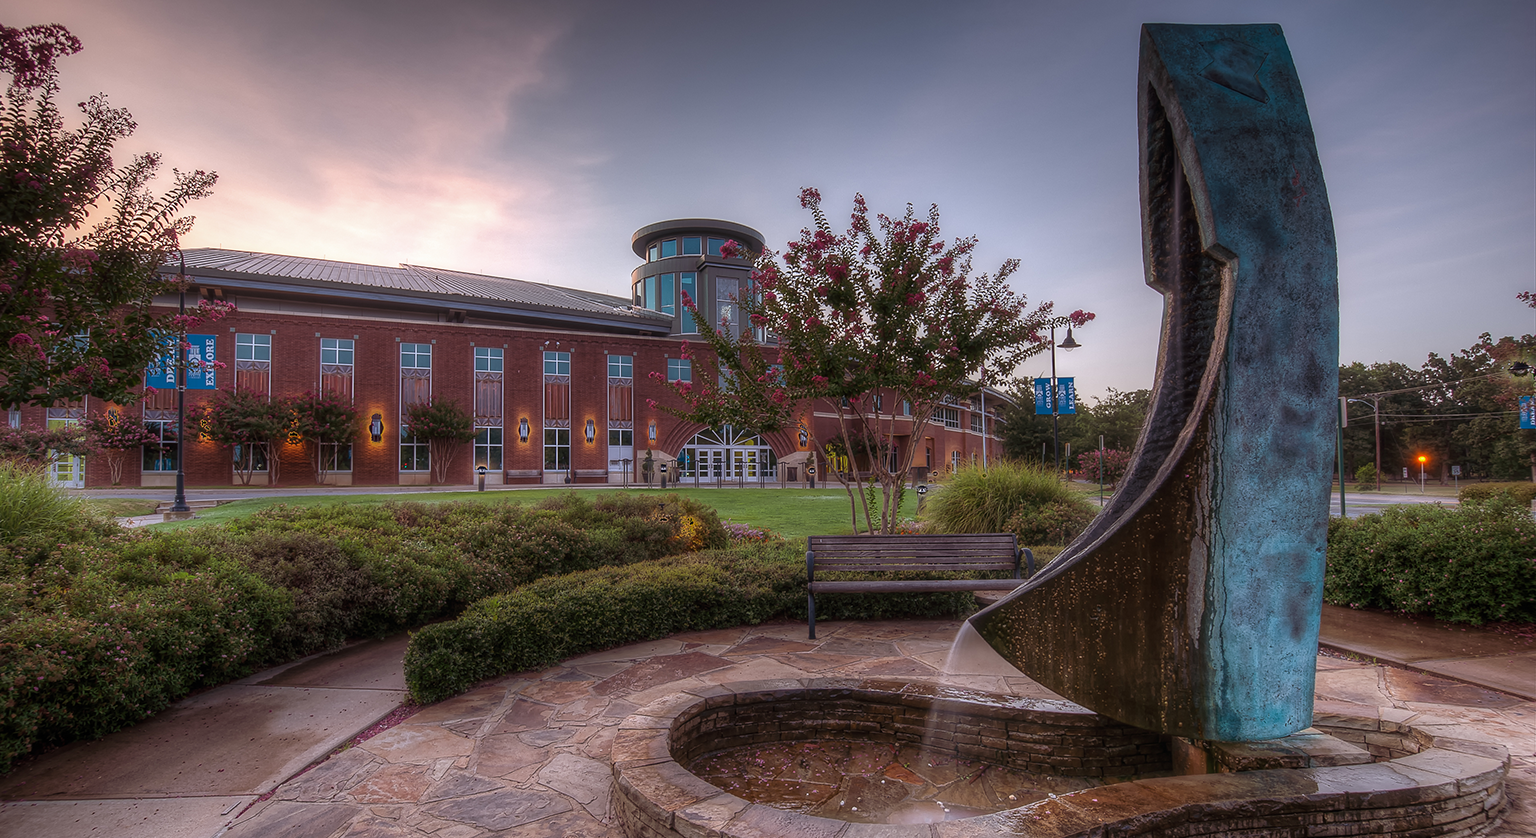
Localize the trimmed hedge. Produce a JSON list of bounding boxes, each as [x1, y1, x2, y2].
[[403, 545, 976, 703], [1458, 481, 1536, 506], [1325, 496, 1536, 624], [0, 492, 724, 773]]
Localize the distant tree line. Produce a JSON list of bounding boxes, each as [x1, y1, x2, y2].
[[996, 311, 1536, 485]]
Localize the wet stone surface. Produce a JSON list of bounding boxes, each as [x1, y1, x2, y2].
[[207, 619, 1532, 837], [687, 740, 1098, 824]]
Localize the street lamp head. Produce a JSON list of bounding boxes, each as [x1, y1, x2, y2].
[[1058, 327, 1081, 351], [1417, 455, 1427, 464]]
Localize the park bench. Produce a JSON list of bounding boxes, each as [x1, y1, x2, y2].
[[805, 533, 1034, 639]]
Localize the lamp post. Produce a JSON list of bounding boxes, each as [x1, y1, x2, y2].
[[1417, 455, 1427, 494], [169, 253, 192, 516], [1049, 324, 1080, 482]]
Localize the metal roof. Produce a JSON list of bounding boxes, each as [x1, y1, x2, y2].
[[173, 248, 669, 330]]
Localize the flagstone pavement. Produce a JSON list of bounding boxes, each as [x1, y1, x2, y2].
[[234, 620, 1536, 836], [4, 617, 1534, 837]]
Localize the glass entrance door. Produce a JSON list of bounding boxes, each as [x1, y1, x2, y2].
[[47, 418, 84, 488]]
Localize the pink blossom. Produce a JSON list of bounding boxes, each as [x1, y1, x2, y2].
[[799, 187, 821, 208], [646, 399, 658, 409]]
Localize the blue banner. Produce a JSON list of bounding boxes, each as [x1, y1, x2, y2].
[[146, 334, 217, 390], [1033, 377, 1077, 415], [1522, 395, 1535, 430]]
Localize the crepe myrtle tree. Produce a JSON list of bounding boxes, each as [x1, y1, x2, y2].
[[80, 409, 159, 484], [290, 390, 359, 483], [189, 389, 293, 486], [404, 397, 476, 484], [0, 23, 230, 409], [653, 188, 1093, 534]]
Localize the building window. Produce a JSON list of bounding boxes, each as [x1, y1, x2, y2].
[[475, 427, 503, 471], [543, 350, 571, 376], [874, 394, 884, 413], [679, 273, 697, 333], [320, 337, 354, 401], [940, 407, 962, 429], [399, 342, 432, 473], [608, 428, 633, 447], [971, 413, 983, 433], [544, 427, 570, 471], [475, 346, 503, 373], [716, 277, 740, 334], [667, 358, 691, 382], [658, 273, 676, 316], [235, 333, 272, 394], [608, 354, 632, 379], [400, 427, 429, 472], [660, 239, 677, 258], [951, 450, 962, 472], [682, 236, 702, 255], [902, 400, 912, 416], [233, 444, 268, 473], [473, 347, 503, 473], [400, 342, 431, 405], [707, 237, 725, 257], [319, 443, 352, 472], [142, 418, 178, 472], [544, 351, 571, 471], [648, 244, 658, 262], [643, 276, 656, 311]]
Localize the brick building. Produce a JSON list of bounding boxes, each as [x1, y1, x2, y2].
[[26, 219, 1004, 489]]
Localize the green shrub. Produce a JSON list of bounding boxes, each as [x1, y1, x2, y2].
[[1325, 497, 1536, 624], [0, 533, 290, 771], [403, 545, 974, 703], [1458, 481, 1536, 506], [1354, 463, 1379, 490], [923, 460, 1098, 546], [0, 491, 739, 770]]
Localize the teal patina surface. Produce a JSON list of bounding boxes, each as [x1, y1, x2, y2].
[[971, 23, 1338, 742]]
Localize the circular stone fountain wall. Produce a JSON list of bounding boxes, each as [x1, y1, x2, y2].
[[610, 679, 1510, 838]]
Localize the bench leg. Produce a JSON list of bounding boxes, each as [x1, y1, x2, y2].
[[808, 592, 817, 640]]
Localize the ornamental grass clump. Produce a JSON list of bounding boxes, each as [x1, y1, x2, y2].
[[0, 460, 106, 545], [922, 459, 1098, 546]]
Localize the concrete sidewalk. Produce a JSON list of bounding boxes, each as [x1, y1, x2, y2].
[[0, 609, 1531, 838], [1319, 603, 1536, 701], [0, 635, 410, 837]]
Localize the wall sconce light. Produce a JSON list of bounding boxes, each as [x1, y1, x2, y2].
[[648, 420, 657, 444], [585, 419, 596, 444], [369, 413, 383, 443], [797, 423, 808, 447], [518, 417, 530, 443]]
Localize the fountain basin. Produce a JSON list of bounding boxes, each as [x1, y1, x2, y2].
[[611, 679, 1509, 837]]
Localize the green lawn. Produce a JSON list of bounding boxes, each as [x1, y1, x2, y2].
[[84, 498, 159, 518], [150, 486, 922, 542]]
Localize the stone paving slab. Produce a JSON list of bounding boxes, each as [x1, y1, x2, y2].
[[0, 796, 253, 838], [1319, 605, 1536, 701]]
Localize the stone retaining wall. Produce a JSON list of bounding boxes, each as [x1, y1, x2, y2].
[[611, 679, 1510, 838]]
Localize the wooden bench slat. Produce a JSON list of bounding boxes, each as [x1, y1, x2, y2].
[[811, 579, 1027, 594]]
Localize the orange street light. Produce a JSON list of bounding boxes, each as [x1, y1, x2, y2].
[[1416, 455, 1427, 494]]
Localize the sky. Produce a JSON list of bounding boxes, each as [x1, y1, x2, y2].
[[5, 0, 1533, 400]]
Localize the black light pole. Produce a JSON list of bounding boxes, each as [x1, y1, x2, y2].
[[1050, 324, 1080, 481], [169, 253, 191, 515]]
